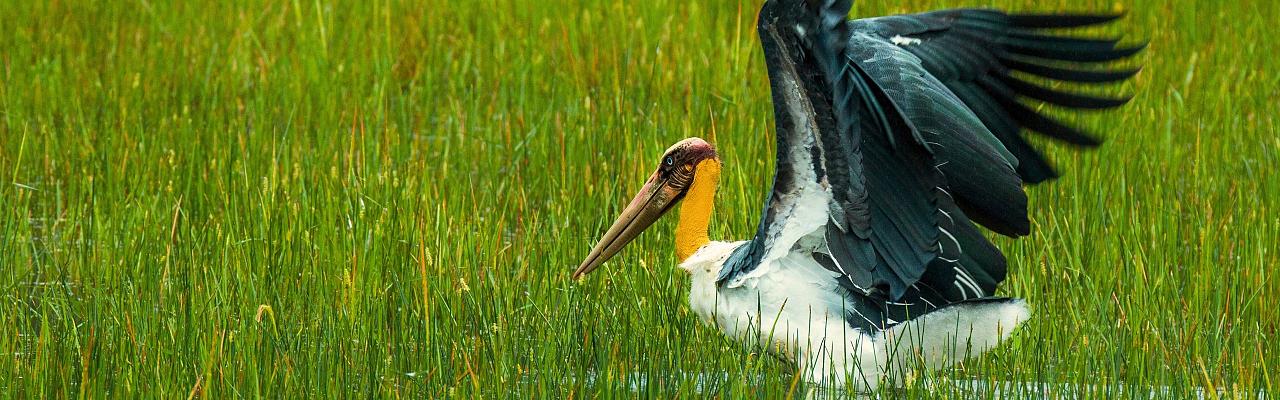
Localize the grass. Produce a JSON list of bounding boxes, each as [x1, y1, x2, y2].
[[1, 0, 1277, 397]]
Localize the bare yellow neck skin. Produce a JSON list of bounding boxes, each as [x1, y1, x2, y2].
[[675, 159, 721, 261]]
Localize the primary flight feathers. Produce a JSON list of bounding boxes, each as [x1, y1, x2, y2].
[[721, 0, 1141, 315]]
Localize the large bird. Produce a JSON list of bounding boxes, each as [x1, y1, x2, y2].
[[573, 0, 1142, 389]]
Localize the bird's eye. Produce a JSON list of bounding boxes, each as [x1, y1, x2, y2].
[[664, 156, 674, 166]]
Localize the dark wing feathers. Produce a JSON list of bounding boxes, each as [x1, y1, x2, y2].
[[719, 0, 876, 287], [854, 9, 1144, 183], [1006, 12, 1124, 29], [722, 1, 1140, 330], [722, 0, 949, 301], [809, 0, 960, 300], [843, 30, 1027, 308], [994, 74, 1132, 109], [975, 75, 1104, 146], [1000, 57, 1141, 84]]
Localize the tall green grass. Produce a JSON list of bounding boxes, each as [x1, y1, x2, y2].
[[1, 0, 1276, 397]]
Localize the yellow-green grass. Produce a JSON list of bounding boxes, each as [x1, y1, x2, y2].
[[1, 0, 1276, 397]]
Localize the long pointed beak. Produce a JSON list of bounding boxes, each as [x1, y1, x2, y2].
[[573, 171, 680, 280]]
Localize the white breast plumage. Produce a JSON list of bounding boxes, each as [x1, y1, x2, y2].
[[679, 239, 1030, 389]]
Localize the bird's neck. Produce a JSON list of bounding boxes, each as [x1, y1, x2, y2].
[[675, 158, 721, 262]]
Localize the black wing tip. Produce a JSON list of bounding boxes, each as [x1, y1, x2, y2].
[[1123, 40, 1151, 55], [1017, 126, 1104, 185], [999, 74, 1135, 110], [958, 199, 1032, 237], [1077, 135, 1105, 147], [1007, 223, 1032, 238], [1043, 123, 1104, 147], [1116, 64, 1145, 80], [1107, 41, 1150, 64], [976, 75, 1108, 147], [1020, 168, 1059, 185], [998, 9, 1146, 63], [1111, 42, 1150, 58], [1009, 42, 1146, 63], [1008, 10, 1127, 28], [1002, 56, 1144, 84]]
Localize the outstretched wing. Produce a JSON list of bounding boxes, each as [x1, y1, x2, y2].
[[850, 9, 1144, 186], [720, 0, 1141, 326], [721, 0, 960, 303]]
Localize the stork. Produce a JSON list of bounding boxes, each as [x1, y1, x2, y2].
[[573, 0, 1142, 389]]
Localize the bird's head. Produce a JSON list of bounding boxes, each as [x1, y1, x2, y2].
[[573, 137, 719, 279]]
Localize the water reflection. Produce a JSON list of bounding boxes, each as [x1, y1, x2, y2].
[[522, 372, 1262, 399]]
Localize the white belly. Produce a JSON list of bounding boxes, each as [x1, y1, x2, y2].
[[683, 242, 881, 385], [679, 241, 1030, 390]]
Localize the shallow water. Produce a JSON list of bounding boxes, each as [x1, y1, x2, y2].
[[517, 372, 1266, 399]]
